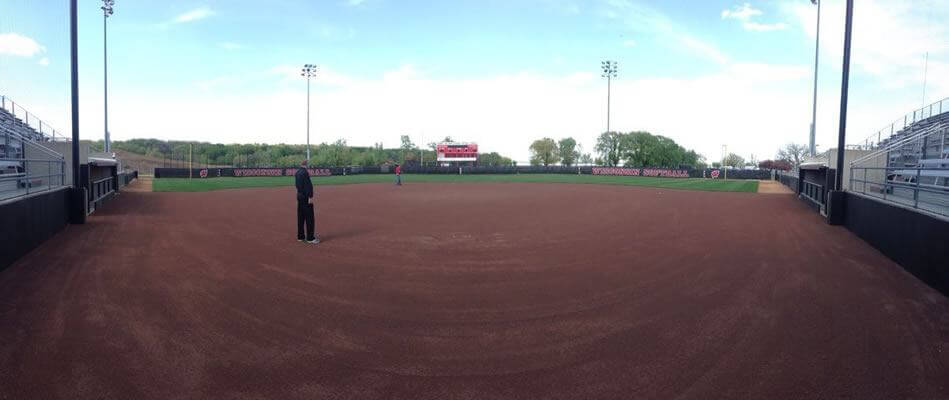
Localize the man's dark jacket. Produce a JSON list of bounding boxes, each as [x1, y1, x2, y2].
[[295, 167, 313, 201]]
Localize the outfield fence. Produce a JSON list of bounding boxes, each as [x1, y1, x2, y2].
[[155, 166, 778, 180]]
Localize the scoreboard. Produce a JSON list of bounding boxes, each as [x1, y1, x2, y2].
[[436, 142, 478, 163]]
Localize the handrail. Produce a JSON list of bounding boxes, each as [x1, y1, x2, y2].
[[0, 94, 64, 142], [0, 124, 65, 160], [852, 97, 948, 150], [849, 164, 949, 217], [91, 176, 113, 185], [850, 126, 947, 167]]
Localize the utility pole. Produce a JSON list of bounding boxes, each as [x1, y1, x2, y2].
[[834, 0, 854, 192], [70, 0, 84, 223], [601, 61, 618, 133], [102, 0, 114, 153], [809, 0, 820, 157], [301, 64, 318, 162]]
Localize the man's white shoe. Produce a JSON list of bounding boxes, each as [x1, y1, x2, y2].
[[307, 238, 320, 244]]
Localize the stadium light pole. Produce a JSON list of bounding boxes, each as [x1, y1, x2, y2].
[[69, 0, 84, 224], [833, 0, 854, 192], [301, 64, 318, 162], [601, 61, 618, 134], [808, 0, 820, 157], [102, 0, 114, 153]]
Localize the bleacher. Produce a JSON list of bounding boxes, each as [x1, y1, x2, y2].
[[1, 96, 67, 202], [883, 113, 949, 168], [849, 97, 949, 217]]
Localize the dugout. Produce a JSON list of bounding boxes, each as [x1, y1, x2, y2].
[[798, 163, 836, 216], [81, 156, 118, 214]]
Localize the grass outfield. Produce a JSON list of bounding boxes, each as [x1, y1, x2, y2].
[[153, 174, 759, 193]]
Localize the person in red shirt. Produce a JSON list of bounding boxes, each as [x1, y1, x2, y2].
[[394, 163, 402, 186]]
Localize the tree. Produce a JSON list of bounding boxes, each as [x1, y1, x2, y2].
[[529, 138, 561, 166], [400, 135, 416, 163], [712, 162, 722, 168], [694, 159, 709, 170], [579, 153, 594, 165], [758, 159, 793, 170], [723, 153, 745, 169], [777, 143, 808, 168], [595, 131, 624, 167], [479, 152, 513, 166], [558, 137, 578, 166]]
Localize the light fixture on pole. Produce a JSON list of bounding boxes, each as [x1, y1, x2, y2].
[[301, 64, 318, 162], [601, 60, 618, 134], [102, 0, 114, 153], [808, 0, 820, 157]]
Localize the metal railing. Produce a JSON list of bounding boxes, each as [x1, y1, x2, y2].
[[0, 125, 67, 202], [88, 176, 115, 212], [853, 97, 948, 150], [849, 166, 949, 217], [0, 95, 65, 142], [776, 171, 799, 190], [801, 180, 825, 210]]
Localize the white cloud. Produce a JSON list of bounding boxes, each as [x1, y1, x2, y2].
[[722, 3, 788, 32], [269, 65, 355, 87], [94, 63, 819, 164], [721, 3, 762, 21], [678, 36, 729, 65], [622, 39, 636, 47], [346, 0, 367, 6], [38, 57, 49, 66], [603, 0, 729, 64], [781, 0, 949, 145], [0, 33, 46, 58], [173, 7, 215, 24]]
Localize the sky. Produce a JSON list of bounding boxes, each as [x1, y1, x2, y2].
[[1, 0, 947, 163]]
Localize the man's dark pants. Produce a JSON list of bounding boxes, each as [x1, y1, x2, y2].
[[297, 199, 315, 241]]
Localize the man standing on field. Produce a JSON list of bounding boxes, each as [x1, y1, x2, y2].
[[394, 163, 402, 186], [295, 160, 318, 244]]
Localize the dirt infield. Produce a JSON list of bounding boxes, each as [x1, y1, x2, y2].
[[1, 183, 947, 399], [756, 179, 794, 194]]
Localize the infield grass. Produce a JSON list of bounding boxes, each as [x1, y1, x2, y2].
[[153, 174, 759, 193]]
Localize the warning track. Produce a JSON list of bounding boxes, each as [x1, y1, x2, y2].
[[1, 183, 946, 399]]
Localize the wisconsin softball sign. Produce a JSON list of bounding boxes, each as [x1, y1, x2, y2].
[[592, 167, 690, 178]]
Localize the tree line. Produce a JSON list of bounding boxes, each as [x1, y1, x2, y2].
[[590, 131, 705, 169], [106, 135, 811, 171], [527, 137, 593, 166], [102, 136, 514, 168]]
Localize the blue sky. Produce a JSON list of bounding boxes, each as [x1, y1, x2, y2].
[[1, 0, 947, 162]]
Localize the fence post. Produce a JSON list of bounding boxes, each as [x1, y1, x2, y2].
[[863, 168, 867, 194], [914, 168, 920, 208], [882, 168, 888, 201]]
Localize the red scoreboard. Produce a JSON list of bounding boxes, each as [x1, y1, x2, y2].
[[436, 142, 478, 163]]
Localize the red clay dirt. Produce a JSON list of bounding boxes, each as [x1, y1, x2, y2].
[[1, 183, 947, 399]]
